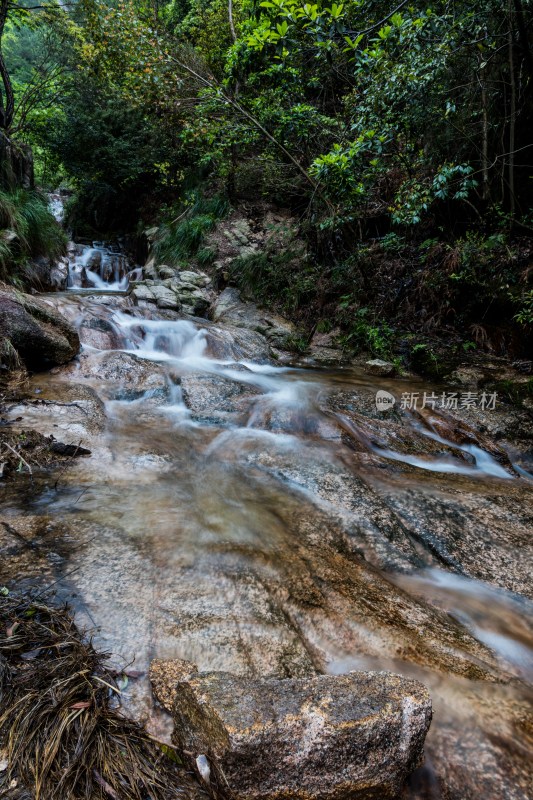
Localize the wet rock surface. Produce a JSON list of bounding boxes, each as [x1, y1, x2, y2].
[[58, 350, 171, 404], [1, 283, 533, 800], [180, 372, 259, 424], [0, 289, 79, 370], [170, 669, 432, 800], [131, 268, 212, 316], [365, 358, 396, 377], [212, 287, 295, 346]]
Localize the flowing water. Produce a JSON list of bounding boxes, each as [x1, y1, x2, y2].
[[66, 242, 137, 291], [1, 224, 533, 798], [49, 194, 141, 291]]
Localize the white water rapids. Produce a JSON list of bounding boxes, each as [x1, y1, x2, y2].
[[1, 200, 532, 799]]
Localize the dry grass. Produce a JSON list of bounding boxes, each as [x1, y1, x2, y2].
[[0, 335, 29, 397], [0, 594, 204, 800], [0, 429, 89, 479]]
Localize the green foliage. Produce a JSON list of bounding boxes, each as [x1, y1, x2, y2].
[[283, 333, 309, 353], [337, 306, 394, 358], [2, 0, 532, 358], [4, 0, 533, 231], [153, 193, 230, 264], [515, 291, 533, 326], [42, 76, 176, 232], [391, 164, 478, 226], [196, 245, 218, 266], [379, 232, 405, 254], [155, 214, 217, 263], [229, 248, 318, 314], [408, 341, 453, 380], [447, 232, 511, 287], [0, 188, 66, 279]]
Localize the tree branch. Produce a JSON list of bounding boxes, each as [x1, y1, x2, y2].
[[346, 0, 411, 39]]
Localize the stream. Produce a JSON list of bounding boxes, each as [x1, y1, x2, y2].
[[1, 217, 533, 799]]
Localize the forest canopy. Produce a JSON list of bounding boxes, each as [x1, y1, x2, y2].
[[2, 0, 533, 350]]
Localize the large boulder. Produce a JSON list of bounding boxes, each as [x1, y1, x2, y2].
[[152, 284, 181, 310], [165, 667, 432, 800], [0, 290, 79, 371], [180, 370, 260, 425], [177, 270, 211, 288], [131, 283, 156, 304], [59, 350, 170, 404], [26, 255, 69, 292], [178, 286, 210, 316], [212, 287, 295, 347]]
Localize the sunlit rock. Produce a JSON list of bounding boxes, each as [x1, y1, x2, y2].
[[49, 256, 70, 290], [177, 270, 211, 288], [177, 286, 210, 316], [157, 265, 177, 279], [170, 670, 432, 800], [131, 284, 156, 304], [150, 658, 199, 712], [151, 285, 181, 310]]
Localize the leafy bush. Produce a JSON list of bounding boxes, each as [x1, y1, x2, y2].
[[152, 193, 230, 265], [0, 189, 66, 281], [337, 306, 394, 358], [229, 249, 318, 315], [515, 291, 533, 326]]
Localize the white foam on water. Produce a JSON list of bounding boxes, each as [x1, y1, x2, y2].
[[84, 268, 129, 292], [413, 423, 512, 478], [111, 313, 320, 415], [393, 568, 533, 679], [371, 419, 513, 479], [67, 244, 135, 291], [48, 193, 65, 223], [238, 361, 292, 374], [203, 426, 301, 459], [114, 314, 208, 359], [82, 307, 519, 483], [373, 445, 512, 478]]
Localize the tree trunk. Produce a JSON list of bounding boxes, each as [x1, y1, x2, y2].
[[480, 54, 489, 202], [228, 0, 237, 43], [513, 0, 533, 85], [0, 0, 14, 131], [508, 0, 516, 220]]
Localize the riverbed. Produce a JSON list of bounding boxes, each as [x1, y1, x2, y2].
[[1, 274, 532, 799]]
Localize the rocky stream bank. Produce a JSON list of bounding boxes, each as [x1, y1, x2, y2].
[[0, 217, 532, 800]]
